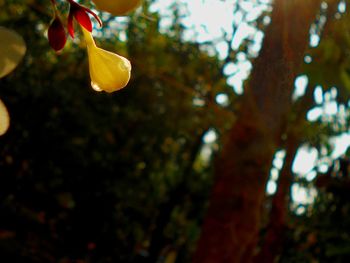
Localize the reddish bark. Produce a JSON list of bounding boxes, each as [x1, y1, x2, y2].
[[253, 138, 299, 263], [247, 3, 339, 261], [193, 1, 321, 263]]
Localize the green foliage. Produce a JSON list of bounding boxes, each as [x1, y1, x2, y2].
[[0, 1, 233, 262], [2, 1, 350, 263], [281, 174, 350, 263], [305, 9, 350, 101]]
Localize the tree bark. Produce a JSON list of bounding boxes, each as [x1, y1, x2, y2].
[[253, 137, 299, 263], [252, 78, 319, 262], [193, 1, 321, 263]]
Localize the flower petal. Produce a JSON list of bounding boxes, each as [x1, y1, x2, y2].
[[74, 7, 92, 32], [82, 28, 131, 93], [67, 8, 75, 38], [0, 27, 26, 79], [84, 7, 102, 28], [0, 98, 10, 136], [88, 47, 131, 92], [92, 0, 142, 16], [48, 16, 67, 51]]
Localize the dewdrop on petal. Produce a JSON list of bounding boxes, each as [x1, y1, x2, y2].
[[0, 99, 10, 136], [91, 82, 102, 92], [81, 27, 131, 93]]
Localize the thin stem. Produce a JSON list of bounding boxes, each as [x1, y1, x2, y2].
[[50, 0, 58, 17]]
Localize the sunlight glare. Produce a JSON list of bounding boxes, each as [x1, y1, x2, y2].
[[203, 129, 217, 144], [292, 184, 317, 205], [293, 75, 308, 101], [330, 133, 350, 159], [307, 107, 322, 121], [270, 167, 279, 181], [314, 86, 323, 104], [292, 146, 318, 175], [266, 180, 277, 195], [216, 93, 229, 106]]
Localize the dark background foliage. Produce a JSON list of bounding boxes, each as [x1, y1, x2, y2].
[[0, 1, 233, 262], [1, 0, 350, 263]]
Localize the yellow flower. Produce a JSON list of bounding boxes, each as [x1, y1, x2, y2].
[[92, 0, 142, 16], [0, 27, 26, 79], [0, 27, 26, 136], [82, 27, 131, 93]]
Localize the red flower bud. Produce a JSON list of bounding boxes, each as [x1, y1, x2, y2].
[[67, 0, 102, 38], [48, 15, 67, 51]]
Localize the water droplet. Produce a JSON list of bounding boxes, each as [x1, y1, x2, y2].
[[91, 81, 102, 92]]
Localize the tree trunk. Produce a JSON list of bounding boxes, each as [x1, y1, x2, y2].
[[253, 137, 299, 263], [193, 1, 321, 263]]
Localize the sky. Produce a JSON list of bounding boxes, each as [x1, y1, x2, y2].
[[150, 0, 271, 94], [150, 0, 350, 210]]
